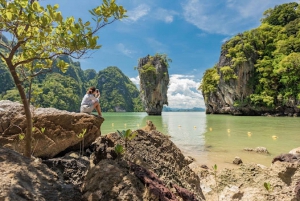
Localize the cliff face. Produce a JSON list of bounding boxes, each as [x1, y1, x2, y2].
[[201, 3, 300, 116], [138, 55, 169, 115], [204, 46, 258, 115], [203, 45, 300, 116]]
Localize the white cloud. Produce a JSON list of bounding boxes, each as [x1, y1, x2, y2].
[[154, 8, 178, 23], [182, 0, 297, 35], [167, 74, 204, 108], [130, 76, 140, 86], [126, 4, 150, 22], [116, 43, 135, 57]]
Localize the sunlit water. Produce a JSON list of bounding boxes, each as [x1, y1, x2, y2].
[[100, 112, 300, 169]]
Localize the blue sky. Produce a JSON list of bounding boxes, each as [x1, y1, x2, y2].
[[41, 0, 296, 108]]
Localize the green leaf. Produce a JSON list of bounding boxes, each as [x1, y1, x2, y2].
[[6, 12, 12, 20], [94, 7, 101, 15], [19, 0, 28, 8], [19, 133, 25, 140], [70, 26, 79, 34], [264, 182, 271, 191], [57, 60, 70, 73], [53, 4, 59, 10], [55, 12, 63, 22], [31, 1, 39, 11], [115, 144, 124, 155]]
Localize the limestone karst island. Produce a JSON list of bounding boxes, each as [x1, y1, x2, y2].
[[0, 1, 300, 201]]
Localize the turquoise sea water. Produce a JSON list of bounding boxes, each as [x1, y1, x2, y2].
[[100, 112, 300, 169]]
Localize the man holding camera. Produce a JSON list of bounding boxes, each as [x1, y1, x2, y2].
[[80, 86, 102, 117]]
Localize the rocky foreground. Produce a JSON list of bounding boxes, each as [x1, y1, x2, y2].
[[0, 129, 205, 201], [1, 100, 300, 200], [191, 151, 300, 201]]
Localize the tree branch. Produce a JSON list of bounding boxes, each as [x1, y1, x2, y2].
[[0, 41, 12, 51], [31, 68, 52, 78], [0, 51, 6, 61]]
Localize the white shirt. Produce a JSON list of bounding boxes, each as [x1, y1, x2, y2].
[[81, 94, 99, 106]]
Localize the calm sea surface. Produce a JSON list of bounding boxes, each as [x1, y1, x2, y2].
[[100, 112, 300, 169]]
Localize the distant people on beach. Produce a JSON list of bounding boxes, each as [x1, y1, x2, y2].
[[80, 86, 102, 117]]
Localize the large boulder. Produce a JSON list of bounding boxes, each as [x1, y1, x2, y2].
[[138, 54, 169, 115], [0, 147, 82, 201], [272, 153, 300, 164], [84, 129, 205, 200], [0, 100, 103, 158]]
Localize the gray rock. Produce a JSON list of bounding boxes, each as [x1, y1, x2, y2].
[[43, 155, 90, 186], [233, 156, 243, 165], [244, 147, 269, 154], [254, 147, 269, 154], [138, 55, 169, 115], [0, 100, 104, 158], [82, 159, 146, 201], [87, 127, 205, 200], [0, 147, 81, 201], [272, 153, 300, 164]]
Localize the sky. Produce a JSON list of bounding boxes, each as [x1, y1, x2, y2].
[[40, 0, 296, 109]]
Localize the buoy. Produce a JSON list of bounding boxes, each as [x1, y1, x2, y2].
[[137, 124, 139, 127], [227, 129, 230, 133], [247, 132, 252, 137], [124, 123, 127, 127], [112, 123, 114, 127], [178, 125, 181, 127], [209, 128, 212, 131], [194, 126, 197, 128], [272, 135, 278, 140]]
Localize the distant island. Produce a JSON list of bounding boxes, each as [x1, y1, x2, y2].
[[162, 106, 205, 112]]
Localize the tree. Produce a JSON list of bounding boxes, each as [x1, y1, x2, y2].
[[0, 0, 126, 158], [261, 2, 299, 26]]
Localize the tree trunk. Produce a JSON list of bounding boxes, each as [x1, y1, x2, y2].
[[8, 64, 32, 158]]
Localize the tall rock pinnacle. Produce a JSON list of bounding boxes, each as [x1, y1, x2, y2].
[[138, 54, 170, 115]]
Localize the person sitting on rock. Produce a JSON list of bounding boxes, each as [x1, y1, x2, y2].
[[80, 86, 102, 117]]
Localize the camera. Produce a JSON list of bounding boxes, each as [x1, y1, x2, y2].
[[96, 89, 99, 93]]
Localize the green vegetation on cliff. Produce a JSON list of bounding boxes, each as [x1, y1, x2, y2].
[[137, 53, 170, 115], [96, 66, 144, 112], [0, 58, 144, 112], [199, 65, 220, 100], [201, 2, 300, 108]]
